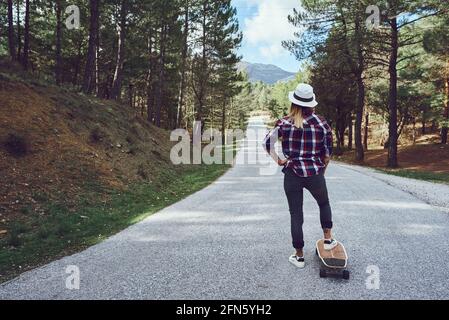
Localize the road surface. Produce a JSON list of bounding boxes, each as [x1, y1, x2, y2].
[[1, 117, 448, 300]]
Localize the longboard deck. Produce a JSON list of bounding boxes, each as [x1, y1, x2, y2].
[[316, 239, 348, 269]]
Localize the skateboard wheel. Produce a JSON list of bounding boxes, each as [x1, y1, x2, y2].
[[342, 270, 350, 280], [319, 269, 327, 278]]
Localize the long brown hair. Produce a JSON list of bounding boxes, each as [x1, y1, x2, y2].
[[289, 104, 313, 129]]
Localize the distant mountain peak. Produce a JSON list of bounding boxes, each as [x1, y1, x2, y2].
[[237, 61, 296, 85]]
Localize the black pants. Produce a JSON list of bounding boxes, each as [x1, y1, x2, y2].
[[283, 168, 333, 249]]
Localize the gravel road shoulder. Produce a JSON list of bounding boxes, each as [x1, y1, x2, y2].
[[335, 161, 449, 213]]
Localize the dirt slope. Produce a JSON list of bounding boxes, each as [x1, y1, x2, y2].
[[0, 67, 179, 229], [336, 144, 449, 174]]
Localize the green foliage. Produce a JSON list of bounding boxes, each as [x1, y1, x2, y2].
[[20, 206, 32, 215], [283, 0, 449, 154], [5, 222, 28, 247], [1, 0, 246, 131]]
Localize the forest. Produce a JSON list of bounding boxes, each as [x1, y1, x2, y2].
[[0, 0, 258, 133], [3, 1, 446, 170], [0, 0, 265, 281], [264, 0, 448, 168], [1, 0, 449, 298], [0, 0, 449, 287]]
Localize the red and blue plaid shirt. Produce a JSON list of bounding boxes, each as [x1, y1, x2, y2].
[[263, 113, 333, 177]]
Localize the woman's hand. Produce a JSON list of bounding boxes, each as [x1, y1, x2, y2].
[[277, 158, 288, 166], [323, 156, 331, 174]]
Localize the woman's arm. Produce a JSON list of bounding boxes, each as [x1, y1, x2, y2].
[[262, 122, 287, 166], [270, 151, 288, 166], [322, 120, 333, 172], [323, 156, 331, 173]]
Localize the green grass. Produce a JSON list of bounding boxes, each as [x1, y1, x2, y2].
[[376, 169, 449, 185], [0, 163, 230, 283]]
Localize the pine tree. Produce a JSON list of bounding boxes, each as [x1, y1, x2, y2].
[[7, 0, 16, 61], [82, 0, 100, 94], [191, 0, 241, 132], [380, 0, 445, 166], [110, 0, 129, 100], [423, 14, 449, 144], [283, 0, 373, 162], [22, 0, 30, 70], [0, 0, 247, 131], [55, 0, 63, 85]]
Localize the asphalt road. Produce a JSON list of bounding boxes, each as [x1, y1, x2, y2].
[[1, 117, 448, 300]]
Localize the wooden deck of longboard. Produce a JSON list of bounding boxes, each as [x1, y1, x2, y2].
[[316, 239, 348, 269]]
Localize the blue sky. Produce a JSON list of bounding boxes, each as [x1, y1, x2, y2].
[[232, 0, 303, 73]]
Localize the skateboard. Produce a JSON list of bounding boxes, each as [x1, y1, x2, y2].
[[315, 239, 349, 280]]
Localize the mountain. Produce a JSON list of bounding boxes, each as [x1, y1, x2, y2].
[[237, 61, 297, 85]]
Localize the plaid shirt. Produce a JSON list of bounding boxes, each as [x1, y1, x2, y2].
[[263, 114, 333, 177]]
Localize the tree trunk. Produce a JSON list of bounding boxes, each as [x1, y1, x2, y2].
[[22, 0, 30, 70], [95, 20, 100, 97], [412, 118, 417, 145], [82, 0, 100, 94], [364, 112, 369, 151], [16, 1, 21, 60], [176, 4, 189, 128], [334, 102, 345, 155], [221, 99, 226, 146], [147, 80, 155, 124], [339, 123, 346, 150], [195, 2, 208, 133], [128, 84, 134, 109], [387, 14, 399, 168], [73, 39, 83, 86], [441, 67, 449, 144], [146, 30, 155, 124], [110, 0, 128, 100], [340, 114, 346, 148], [431, 119, 437, 131], [421, 111, 426, 135], [348, 114, 353, 150], [340, 10, 365, 159], [7, 0, 16, 61], [335, 126, 342, 155], [335, 114, 345, 156], [55, 0, 63, 85], [155, 25, 166, 128], [141, 93, 145, 117], [354, 15, 365, 161]]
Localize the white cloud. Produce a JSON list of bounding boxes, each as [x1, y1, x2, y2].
[[259, 44, 283, 58], [243, 0, 301, 59]]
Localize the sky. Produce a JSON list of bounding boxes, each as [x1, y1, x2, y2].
[[232, 0, 303, 73]]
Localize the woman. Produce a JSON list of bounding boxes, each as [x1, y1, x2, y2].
[[263, 83, 337, 269]]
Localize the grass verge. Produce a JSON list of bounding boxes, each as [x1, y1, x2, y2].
[[0, 163, 230, 283], [374, 169, 449, 185]]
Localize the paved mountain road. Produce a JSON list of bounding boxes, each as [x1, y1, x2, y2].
[[1, 117, 448, 299]]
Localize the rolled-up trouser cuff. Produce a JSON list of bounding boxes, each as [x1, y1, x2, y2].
[[293, 241, 305, 249], [321, 221, 333, 229]]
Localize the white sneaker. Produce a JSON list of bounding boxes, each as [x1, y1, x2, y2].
[[324, 239, 338, 251], [289, 255, 305, 268]]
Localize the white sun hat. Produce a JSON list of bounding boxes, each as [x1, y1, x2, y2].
[[288, 83, 318, 108]]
